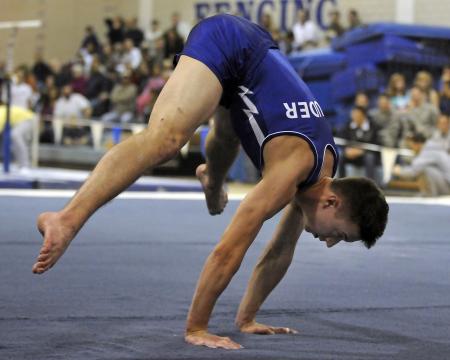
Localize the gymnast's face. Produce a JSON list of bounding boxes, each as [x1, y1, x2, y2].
[[304, 196, 360, 248]]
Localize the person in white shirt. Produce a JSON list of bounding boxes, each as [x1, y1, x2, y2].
[[54, 84, 91, 145], [9, 68, 33, 109], [292, 9, 320, 51], [145, 19, 163, 48], [171, 12, 191, 41], [117, 38, 142, 74]]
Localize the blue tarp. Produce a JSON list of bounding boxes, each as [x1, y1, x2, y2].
[[345, 34, 450, 68], [289, 48, 346, 78], [332, 22, 450, 50]]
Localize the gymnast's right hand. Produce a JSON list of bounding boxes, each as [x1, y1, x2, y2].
[[32, 212, 77, 274], [185, 330, 243, 350]]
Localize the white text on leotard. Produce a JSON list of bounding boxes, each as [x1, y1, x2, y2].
[[283, 101, 324, 119]]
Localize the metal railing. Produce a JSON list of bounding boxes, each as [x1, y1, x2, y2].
[[31, 116, 414, 182]]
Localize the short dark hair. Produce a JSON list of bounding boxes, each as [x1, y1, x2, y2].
[[407, 132, 427, 144], [331, 177, 389, 249]]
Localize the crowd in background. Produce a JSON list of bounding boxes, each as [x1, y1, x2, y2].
[[1, 8, 365, 137], [0, 8, 449, 194], [337, 69, 450, 195]]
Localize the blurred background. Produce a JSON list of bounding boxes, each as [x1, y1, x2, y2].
[[1, 0, 449, 196]]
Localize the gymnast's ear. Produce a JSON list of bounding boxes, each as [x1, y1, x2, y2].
[[323, 194, 339, 208]]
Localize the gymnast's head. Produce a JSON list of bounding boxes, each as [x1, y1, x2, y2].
[[303, 177, 389, 249]]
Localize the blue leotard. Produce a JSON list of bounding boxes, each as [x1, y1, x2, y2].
[[174, 14, 339, 188]]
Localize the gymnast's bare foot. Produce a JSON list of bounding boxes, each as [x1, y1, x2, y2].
[[196, 164, 228, 215], [32, 212, 77, 274]]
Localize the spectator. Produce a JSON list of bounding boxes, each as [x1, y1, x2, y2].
[[0, 103, 36, 171], [7, 67, 33, 109], [414, 70, 440, 108], [38, 75, 59, 114], [354, 91, 370, 110], [32, 50, 53, 87], [338, 105, 380, 181], [124, 17, 144, 47], [151, 36, 166, 68], [393, 133, 450, 196], [402, 85, 439, 140], [70, 64, 88, 96], [145, 19, 163, 52], [36, 75, 59, 143], [292, 9, 320, 51], [100, 43, 121, 72], [439, 67, 450, 115], [80, 41, 99, 75], [347, 9, 363, 31], [386, 73, 409, 112], [136, 62, 166, 120], [49, 58, 72, 88], [429, 114, 450, 152], [369, 93, 402, 148], [101, 71, 137, 124], [105, 16, 124, 45], [170, 12, 191, 41], [163, 28, 184, 60], [81, 26, 101, 53], [325, 9, 345, 43], [85, 57, 113, 118], [121, 38, 142, 72], [54, 84, 91, 145]]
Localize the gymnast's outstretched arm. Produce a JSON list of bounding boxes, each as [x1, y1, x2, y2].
[[235, 198, 304, 335]]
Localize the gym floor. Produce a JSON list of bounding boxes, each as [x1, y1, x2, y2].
[[1, 192, 450, 360]]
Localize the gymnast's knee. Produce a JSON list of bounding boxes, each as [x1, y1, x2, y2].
[[144, 126, 190, 165]]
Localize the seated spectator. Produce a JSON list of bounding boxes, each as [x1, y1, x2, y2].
[[354, 91, 370, 110], [80, 26, 100, 53], [124, 17, 144, 47], [170, 12, 191, 41], [101, 71, 137, 124], [7, 66, 33, 109], [0, 103, 36, 171], [100, 43, 121, 72], [347, 8, 363, 31], [325, 9, 345, 43], [429, 114, 450, 152], [32, 50, 53, 88], [152, 36, 166, 68], [105, 16, 124, 45], [163, 28, 184, 60], [414, 70, 440, 108], [136, 62, 167, 120], [338, 105, 380, 182], [369, 93, 403, 148], [38, 75, 59, 116], [80, 40, 99, 75], [439, 67, 450, 115], [70, 63, 87, 95], [117, 38, 142, 73], [85, 57, 113, 117], [386, 73, 409, 112], [402, 85, 439, 140], [292, 9, 320, 51], [49, 58, 72, 88], [54, 84, 91, 145], [393, 133, 450, 196], [145, 19, 163, 53]]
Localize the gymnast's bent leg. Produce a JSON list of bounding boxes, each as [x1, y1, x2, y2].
[[196, 106, 240, 215]]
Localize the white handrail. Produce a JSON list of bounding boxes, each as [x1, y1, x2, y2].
[[32, 116, 414, 182]]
